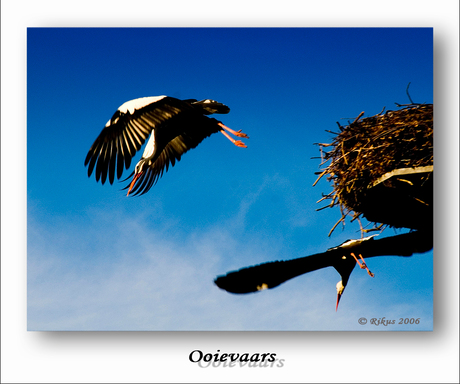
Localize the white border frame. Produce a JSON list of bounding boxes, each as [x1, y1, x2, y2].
[[2, 1, 459, 382]]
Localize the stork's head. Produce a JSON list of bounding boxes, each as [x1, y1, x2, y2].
[[333, 254, 356, 311], [135, 160, 149, 175], [336, 280, 346, 311]]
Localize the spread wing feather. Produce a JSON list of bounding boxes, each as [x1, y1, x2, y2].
[[85, 97, 194, 185]]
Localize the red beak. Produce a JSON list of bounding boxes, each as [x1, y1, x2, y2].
[[127, 172, 143, 196], [336, 293, 342, 311]]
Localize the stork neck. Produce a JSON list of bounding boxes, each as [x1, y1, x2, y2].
[[142, 134, 156, 159]]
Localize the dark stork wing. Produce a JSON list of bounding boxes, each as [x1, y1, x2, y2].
[[84, 97, 195, 185], [214, 246, 348, 294], [121, 114, 224, 196], [214, 230, 433, 294]]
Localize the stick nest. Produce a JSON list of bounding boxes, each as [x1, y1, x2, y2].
[[315, 103, 433, 235]]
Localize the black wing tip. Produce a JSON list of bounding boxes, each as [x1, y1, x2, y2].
[[85, 153, 122, 185], [213, 261, 286, 294], [214, 273, 274, 294], [84, 154, 91, 167], [214, 274, 258, 294], [120, 169, 160, 197]]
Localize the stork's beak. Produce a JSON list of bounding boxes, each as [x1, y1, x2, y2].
[[127, 172, 143, 196], [335, 280, 345, 311], [336, 292, 342, 311]]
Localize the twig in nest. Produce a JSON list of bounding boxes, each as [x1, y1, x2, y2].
[[328, 216, 345, 237], [363, 223, 387, 234], [312, 169, 328, 187], [356, 216, 365, 237], [406, 82, 414, 104], [316, 203, 334, 212], [341, 141, 348, 165], [316, 191, 335, 204], [352, 111, 365, 124]]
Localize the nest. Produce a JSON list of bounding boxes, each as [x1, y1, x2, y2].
[[314, 103, 433, 235]]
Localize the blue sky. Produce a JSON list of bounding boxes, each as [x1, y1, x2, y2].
[[26, 27, 435, 331]]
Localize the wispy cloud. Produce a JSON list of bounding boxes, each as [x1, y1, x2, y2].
[[28, 204, 432, 331], [27, 177, 432, 331]]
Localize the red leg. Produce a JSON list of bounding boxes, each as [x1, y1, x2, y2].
[[350, 253, 374, 277], [220, 130, 247, 148], [218, 123, 249, 138]]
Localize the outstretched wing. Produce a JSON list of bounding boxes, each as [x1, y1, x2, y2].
[[123, 115, 223, 196], [84, 96, 195, 185]]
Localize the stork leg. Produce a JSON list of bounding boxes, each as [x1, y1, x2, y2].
[[350, 253, 374, 277], [218, 123, 249, 138], [220, 130, 248, 148], [218, 123, 249, 148]]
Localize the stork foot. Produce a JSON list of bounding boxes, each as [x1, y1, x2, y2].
[[233, 129, 249, 138], [220, 128, 248, 148], [233, 140, 247, 148], [218, 122, 249, 137]]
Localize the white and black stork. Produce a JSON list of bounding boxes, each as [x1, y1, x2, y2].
[[214, 230, 433, 310], [85, 96, 248, 196]]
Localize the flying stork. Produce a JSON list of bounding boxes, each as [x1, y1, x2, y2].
[[85, 96, 248, 196], [214, 230, 433, 310]]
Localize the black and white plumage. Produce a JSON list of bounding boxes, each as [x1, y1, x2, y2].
[[328, 236, 376, 309], [85, 96, 248, 196], [214, 231, 433, 310]]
